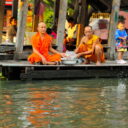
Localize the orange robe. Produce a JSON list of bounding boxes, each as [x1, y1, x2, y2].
[[77, 35, 105, 62], [28, 33, 61, 64]]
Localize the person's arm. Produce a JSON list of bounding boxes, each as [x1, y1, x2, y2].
[[79, 38, 100, 56], [33, 47, 47, 64], [75, 37, 85, 53], [49, 44, 65, 57], [121, 30, 127, 40], [49, 45, 59, 54], [76, 50, 93, 58], [75, 37, 89, 53], [75, 37, 93, 58], [115, 30, 124, 40]]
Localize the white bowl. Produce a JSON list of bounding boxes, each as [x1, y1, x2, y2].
[[62, 60, 77, 65]]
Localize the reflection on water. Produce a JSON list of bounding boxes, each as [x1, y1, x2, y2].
[[0, 79, 128, 128]]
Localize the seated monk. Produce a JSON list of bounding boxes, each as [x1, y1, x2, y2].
[[28, 22, 65, 65], [75, 26, 105, 65]]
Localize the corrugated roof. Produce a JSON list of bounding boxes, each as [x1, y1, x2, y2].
[[88, 0, 128, 12]]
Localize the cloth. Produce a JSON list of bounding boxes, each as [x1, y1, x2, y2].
[[77, 35, 105, 62], [34, 0, 45, 16], [67, 24, 77, 39], [89, 19, 99, 30], [28, 33, 61, 64], [94, 29, 108, 40], [38, 2, 45, 16], [115, 29, 127, 52], [51, 31, 57, 39]]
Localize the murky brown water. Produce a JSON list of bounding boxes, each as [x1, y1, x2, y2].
[[0, 79, 128, 128]]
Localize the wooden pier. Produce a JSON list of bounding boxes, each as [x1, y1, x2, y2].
[[1, 60, 128, 80]]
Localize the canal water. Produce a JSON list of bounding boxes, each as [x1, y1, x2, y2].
[[0, 78, 128, 128]]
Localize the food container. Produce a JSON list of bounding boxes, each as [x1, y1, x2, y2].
[[61, 51, 77, 65], [61, 59, 77, 65]]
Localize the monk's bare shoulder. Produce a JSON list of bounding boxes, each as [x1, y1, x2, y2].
[[80, 36, 86, 44]]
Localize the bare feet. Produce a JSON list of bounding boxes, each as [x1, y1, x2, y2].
[[35, 61, 60, 65], [47, 61, 61, 65], [82, 59, 90, 64], [96, 61, 101, 66], [46, 61, 57, 65]]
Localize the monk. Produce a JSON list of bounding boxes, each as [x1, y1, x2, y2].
[[28, 22, 65, 65], [75, 26, 105, 65]]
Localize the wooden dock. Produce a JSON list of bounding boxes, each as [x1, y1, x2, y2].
[[1, 60, 128, 80]]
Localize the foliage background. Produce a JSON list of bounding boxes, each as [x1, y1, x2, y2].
[[28, 0, 74, 28]]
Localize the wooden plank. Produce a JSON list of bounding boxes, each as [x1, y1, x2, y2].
[[20, 67, 128, 80], [1, 60, 128, 67], [1, 61, 128, 80], [0, 44, 15, 53], [108, 0, 121, 60], [56, 0, 68, 52], [14, 0, 28, 59], [0, 54, 13, 60]]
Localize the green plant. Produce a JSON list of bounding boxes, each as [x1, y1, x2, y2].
[[44, 7, 54, 28]]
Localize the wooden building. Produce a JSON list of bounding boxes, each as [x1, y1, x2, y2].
[[1, 0, 128, 57]]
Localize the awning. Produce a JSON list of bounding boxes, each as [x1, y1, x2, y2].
[[5, 0, 13, 6]]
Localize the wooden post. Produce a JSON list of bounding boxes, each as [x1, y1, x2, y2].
[[76, 24, 84, 47], [78, 0, 88, 26], [14, 0, 28, 59], [32, 15, 39, 32], [56, 0, 68, 52], [108, 0, 121, 60], [12, 0, 18, 18], [0, 0, 5, 43], [32, 0, 40, 32], [54, 0, 60, 25], [73, 0, 79, 22], [76, 0, 88, 47]]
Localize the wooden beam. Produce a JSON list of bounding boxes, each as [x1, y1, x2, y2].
[[14, 0, 28, 59], [78, 0, 88, 26], [53, 0, 60, 25], [0, 0, 5, 43], [73, 0, 79, 22], [32, 0, 40, 32], [12, 0, 18, 18], [32, 15, 39, 32], [56, 0, 68, 52], [76, 24, 84, 47], [76, 0, 89, 47], [108, 0, 121, 60]]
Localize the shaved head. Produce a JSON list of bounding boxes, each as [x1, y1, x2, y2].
[[84, 26, 93, 37], [37, 22, 47, 34], [38, 22, 46, 28], [84, 26, 92, 31]]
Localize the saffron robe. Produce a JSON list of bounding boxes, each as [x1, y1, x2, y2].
[[28, 33, 61, 64], [77, 35, 105, 62]]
